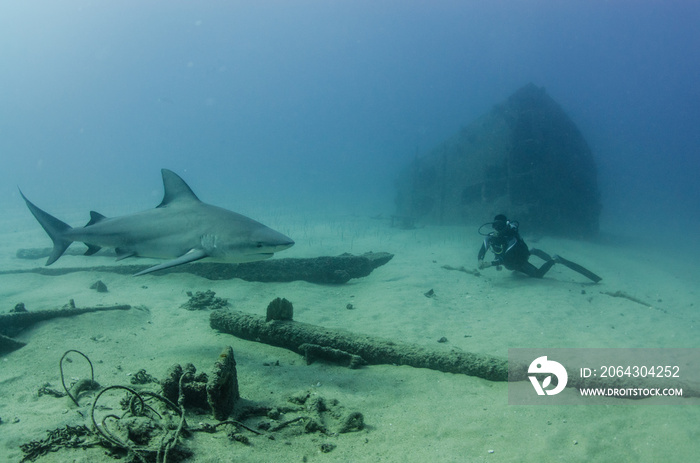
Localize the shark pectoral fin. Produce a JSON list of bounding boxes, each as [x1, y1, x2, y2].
[[132, 249, 208, 276]]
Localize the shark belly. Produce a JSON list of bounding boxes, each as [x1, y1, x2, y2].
[[64, 211, 197, 259]]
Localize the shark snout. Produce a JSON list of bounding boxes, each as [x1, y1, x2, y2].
[[266, 235, 295, 252], [253, 228, 294, 253], [275, 237, 295, 251]]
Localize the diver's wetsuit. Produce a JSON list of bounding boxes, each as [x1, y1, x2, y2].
[[477, 224, 555, 278]]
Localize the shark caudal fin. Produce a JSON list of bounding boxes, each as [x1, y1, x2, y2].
[[19, 189, 73, 266]]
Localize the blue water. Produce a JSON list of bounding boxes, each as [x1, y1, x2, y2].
[[1, 1, 698, 231]]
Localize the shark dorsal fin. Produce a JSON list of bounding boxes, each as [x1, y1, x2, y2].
[[86, 211, 108, 226], [157, 169, 200, 208]]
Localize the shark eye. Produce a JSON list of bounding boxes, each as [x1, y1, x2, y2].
[[256, 242, 263, 248]]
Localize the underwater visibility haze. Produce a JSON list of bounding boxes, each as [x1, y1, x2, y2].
[[0, 0, 698, 231]]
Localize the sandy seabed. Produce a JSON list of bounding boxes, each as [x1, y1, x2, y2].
[[1, 206, 698, 463]]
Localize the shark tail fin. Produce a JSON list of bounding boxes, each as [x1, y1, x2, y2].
[[19, 189, 73, 266]]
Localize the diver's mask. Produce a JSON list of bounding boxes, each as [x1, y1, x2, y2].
[[478, 218, 518, 237], [492, 219, 508, 234]]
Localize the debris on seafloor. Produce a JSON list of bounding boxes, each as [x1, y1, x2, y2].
[[60, 350, 101, 407], [600, 290, 653, 308], [299, 343, 367, 369], [441, 264, 481, 277], [207, 346, 240, 420], [7, 251, 394, 284], [210, 298, 700, 401], [11, 302, 27, 313], [180, 290, 229, 311], [161, 346, 239, 420], [211, 298, 509, 381], [162, 363, 209, 411], [0, 301, 131, 355], [19, 346, 367, 462]]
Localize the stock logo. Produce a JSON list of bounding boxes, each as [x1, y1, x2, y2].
[[528, 356, 568, 396]]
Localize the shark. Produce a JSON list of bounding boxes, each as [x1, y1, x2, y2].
[[20, 169, 295, 276]]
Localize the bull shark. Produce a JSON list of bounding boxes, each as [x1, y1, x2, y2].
[[20, 169, 295, 276]]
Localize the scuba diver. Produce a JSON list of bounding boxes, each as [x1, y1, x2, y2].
[[477, 214, 602, 283]]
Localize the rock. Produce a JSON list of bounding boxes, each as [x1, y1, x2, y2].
[[90, 280, 108, 292], [338, 411, 364, 433], [395, 83, 601, 237]]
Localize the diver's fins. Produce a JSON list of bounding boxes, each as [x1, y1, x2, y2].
[[553, 255, 602, 283]]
